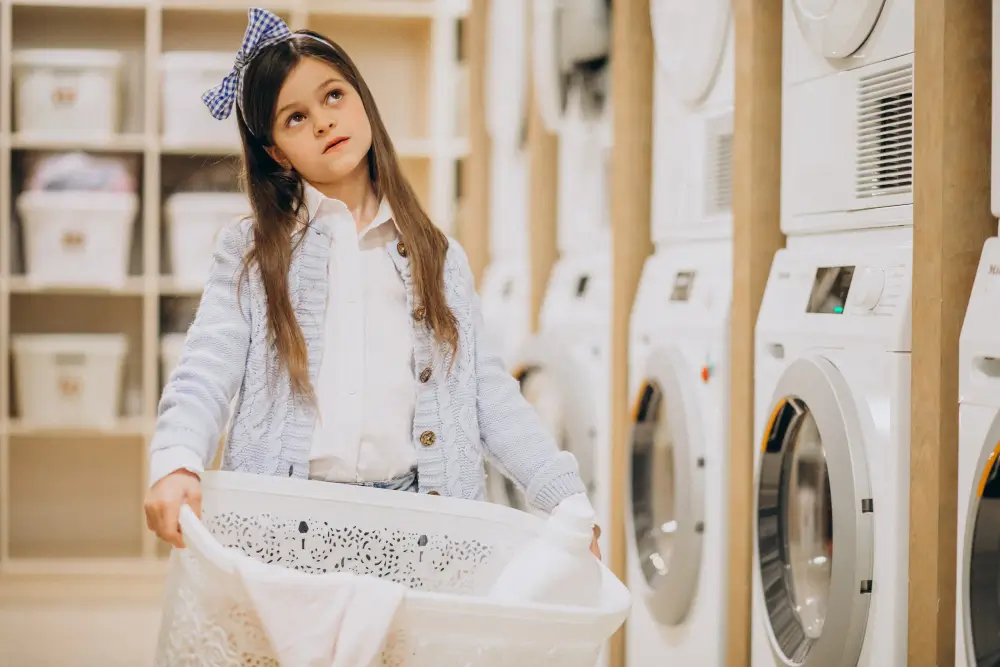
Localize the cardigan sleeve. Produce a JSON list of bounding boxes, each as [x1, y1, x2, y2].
[[457, 247, 588, 513], [148, 221, 253, 488]]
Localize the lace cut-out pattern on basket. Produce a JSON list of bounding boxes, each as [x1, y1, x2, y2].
[[154, 510, 597, 666]]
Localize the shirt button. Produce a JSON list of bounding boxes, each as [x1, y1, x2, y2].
[[427, 491, 440, 496], [396, 241, 408, 257], [419, 431, 436, 447], [412, 306, 426, 321], [419, 367, 432, 383]]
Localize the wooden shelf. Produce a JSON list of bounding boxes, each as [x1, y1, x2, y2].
[[6, 417, 149, 438], [8, 276, 146, 296], [10, 133, 147, 153]]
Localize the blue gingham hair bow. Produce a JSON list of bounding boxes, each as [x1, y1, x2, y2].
[[202, 8, 294, 121]]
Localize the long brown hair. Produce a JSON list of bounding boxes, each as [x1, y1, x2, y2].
[[237, 30, 458, 400]]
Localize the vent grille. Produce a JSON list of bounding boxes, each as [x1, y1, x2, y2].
[[855, 63, 914, 199], [705, 126, 733, 217]]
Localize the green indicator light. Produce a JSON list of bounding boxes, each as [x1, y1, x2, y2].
[[833, 306, 844, 313]]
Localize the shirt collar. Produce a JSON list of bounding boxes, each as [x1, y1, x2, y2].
[[302, 181, 398, 238]]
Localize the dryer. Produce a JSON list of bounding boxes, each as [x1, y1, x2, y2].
[[480, 0, 531, 367], [751, 226, 912, 667], [651, 0, 735, 243], [956, 235, 1000, 667], [781, 0, 915, 236], [625, 240, 732, 667], [532, 0, 613, 252]]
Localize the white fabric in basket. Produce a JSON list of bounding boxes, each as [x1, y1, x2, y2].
[[235, 555, 406, 667]]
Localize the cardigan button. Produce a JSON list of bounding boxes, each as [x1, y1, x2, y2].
[[427, 491, 440, 496], [412, 306, 426, 321], [419, 430, 436, 447], [419, 367, 432, 383], [396, 241, 408, 257]]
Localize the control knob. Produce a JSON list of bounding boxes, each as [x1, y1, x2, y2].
[[849, 266, 885, 312]]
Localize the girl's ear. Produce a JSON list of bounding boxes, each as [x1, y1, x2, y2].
[[265, 145, 293, 171]]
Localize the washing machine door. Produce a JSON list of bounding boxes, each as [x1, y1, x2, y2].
[[532, 0, 611, 133], [484, 334, 599, 513], [791, 0, 887, 60], [962, 412, 1000, 666], [628, 346, 705, 626], [755, 355, 874, 667], [650, 0, 731, 105]]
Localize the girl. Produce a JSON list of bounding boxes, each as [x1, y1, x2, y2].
[[143, 8, 601, 557]]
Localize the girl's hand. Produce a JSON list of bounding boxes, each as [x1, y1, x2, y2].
[[591, 524, 602, 560], [144, 469, 202, 548]]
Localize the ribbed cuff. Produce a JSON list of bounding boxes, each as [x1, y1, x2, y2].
[[528, 468, 588, 514], [148, 447, 204, 489]]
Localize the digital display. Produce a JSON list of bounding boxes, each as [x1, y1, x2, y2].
[[670, 271, 696, 302], [806, 266, 855, 314]]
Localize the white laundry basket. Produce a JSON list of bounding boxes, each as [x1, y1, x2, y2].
[[155, 471, 631, 667], [17, 190, 138, 287], [161, 51, 241, 148], [12, 333, 128, 428], [12, 49, 123, 140], [164, 192, 251, 289]]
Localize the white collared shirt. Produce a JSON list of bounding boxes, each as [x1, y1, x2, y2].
[[304, 184, 418, 483]]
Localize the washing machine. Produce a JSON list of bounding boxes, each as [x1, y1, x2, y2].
[[625, 240, 732, 667], [751, 223, 912, 667], [956, 233, 1000, 667], [651, 0, 734, 243], [479, 0, 531, 367], [781, 0, 914, 236]]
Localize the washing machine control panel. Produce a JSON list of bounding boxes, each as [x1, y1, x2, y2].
[[631, 245, 733, 336], [757, 242, 912, 349]]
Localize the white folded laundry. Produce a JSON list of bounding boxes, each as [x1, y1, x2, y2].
[[235, 556, 406, 667]]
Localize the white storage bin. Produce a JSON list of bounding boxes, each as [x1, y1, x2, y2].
[[12, 49, 124, 140], [17, 190, 138, 288], [156, 471, 631, 667], [161, 52, 240, 148], [12, 334, 128, 428], [164, 192, 251, 289]]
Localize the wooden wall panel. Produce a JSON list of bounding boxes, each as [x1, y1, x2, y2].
[[459, 0, 490, 284], [727, 2, 785, 666], [909, 1, 994, 664], [609, 1, 654, 665], [526, 50, 559, 332]]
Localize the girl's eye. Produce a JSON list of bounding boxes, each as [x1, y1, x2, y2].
[[286, 112, 305, 127], [326, 89, 344, 104]]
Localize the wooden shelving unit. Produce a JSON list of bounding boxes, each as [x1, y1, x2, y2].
[[0, 0, 469, 583]]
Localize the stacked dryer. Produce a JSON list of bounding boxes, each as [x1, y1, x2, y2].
[[954, 3, 1000, 665], [751, 3, 915, 667], [486, 0, 614, 561], [478, 0, 531, 368], [624, 2, 734, 667]]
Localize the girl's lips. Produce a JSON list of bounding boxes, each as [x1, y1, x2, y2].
[[323, 136, 349, 153]]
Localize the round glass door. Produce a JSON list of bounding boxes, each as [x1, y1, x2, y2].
[[791, 0, 886, 60], [964, 422, 1000, 665], [650, 0, 731, 105], [532, 0, 612, 132], [485, 337, 598, 513], [756, 356, 873, 667], [629, 348, 705, 626]]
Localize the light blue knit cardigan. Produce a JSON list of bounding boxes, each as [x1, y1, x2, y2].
[[149, 216, 587, 513]]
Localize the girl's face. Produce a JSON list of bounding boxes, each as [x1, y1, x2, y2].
[[266, 57, 373, 187]]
